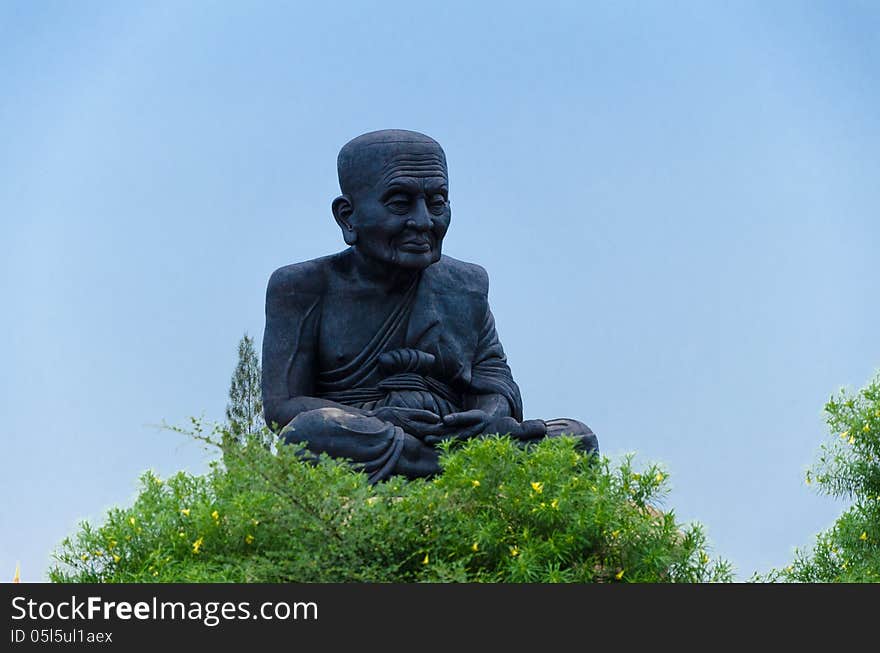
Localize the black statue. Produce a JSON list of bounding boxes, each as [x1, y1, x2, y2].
[[262, 129, 597, 482]]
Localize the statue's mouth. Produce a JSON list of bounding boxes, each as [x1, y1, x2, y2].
[[398, 239, 432, 253]]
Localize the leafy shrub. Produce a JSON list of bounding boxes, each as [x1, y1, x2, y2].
[[766, 372, 880, 582], [51, 421, 731, 583]]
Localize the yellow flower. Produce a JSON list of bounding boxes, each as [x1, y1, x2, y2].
[[245, 534, 255, 545], [180, 508, 190, 516], [471, 542, 479, 552], [611, 530, 620, 538], [510, 546, 520, 557], [848, 435, 856, 445], [654, 472, 664, 483], [551, 498, 559, 509], [700, 552, 709, 565], [615, 569, 625, 580], [192, 537, 204, 554], [129, 517, 136, 526], [863, 424, 871, 433], [108, 540, 117, 550], [840, 431, 849, 440], [471, 480, 481, 488], [153, 570, 159, 577], [211, 510, 220, 521], [422, 553, 429, 565], [113, 555, 121, 563], [860, 532, 868, 541], [80, 554, 89, 561], [530, 481, 543, 494], [93, 550, 103, 557]]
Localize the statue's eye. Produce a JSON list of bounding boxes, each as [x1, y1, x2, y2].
[[384, 195, 411, 214], [428, 195, 447, 214]]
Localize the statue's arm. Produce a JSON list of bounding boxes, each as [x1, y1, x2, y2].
[[468, 392, 513, 419], [261, 267, 368, 431], [466, 275, 525, 421], [422, 265, 543, 443]]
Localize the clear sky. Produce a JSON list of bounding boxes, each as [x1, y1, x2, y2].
[[2, 0, 878, 581]]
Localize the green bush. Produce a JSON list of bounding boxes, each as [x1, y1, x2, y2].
[[765, 372, 880, 582], [51, 421, 731, 583]]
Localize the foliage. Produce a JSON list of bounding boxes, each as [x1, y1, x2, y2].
[[225, 333, 264, 439], [51, 422, 730, 583], [765, 371, 880, 582]]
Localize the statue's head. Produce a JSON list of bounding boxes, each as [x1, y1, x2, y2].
[[333, 129, 450, 270]]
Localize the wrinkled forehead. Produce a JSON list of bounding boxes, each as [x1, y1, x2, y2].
[[338, 136, 448, 196]]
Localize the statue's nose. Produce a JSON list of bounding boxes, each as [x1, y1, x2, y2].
[[405, 199, 433, 231]]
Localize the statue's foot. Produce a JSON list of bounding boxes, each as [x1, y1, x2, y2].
[[543, 418, 599, 454]]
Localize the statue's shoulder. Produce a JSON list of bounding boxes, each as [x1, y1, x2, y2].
[[266, 253, 340, 299], [428, 255, 490, 295]]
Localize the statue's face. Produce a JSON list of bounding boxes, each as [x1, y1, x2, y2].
[[348, 146, 450, 270]]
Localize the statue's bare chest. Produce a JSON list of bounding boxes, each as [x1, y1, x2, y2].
[[317, 292, 410, 370]]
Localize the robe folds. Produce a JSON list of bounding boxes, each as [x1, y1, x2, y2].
[[313, 263, 524, 421], [262, 254, 524, 481], [263, 252, 595, 483]]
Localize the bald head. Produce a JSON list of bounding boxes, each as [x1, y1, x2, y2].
[[331, 129, 451, 270], [337, 129, 447, 197]]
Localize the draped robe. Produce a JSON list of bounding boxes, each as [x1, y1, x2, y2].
[[262, 252, 595, 482]]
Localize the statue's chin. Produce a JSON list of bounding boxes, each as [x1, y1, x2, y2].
[[393, 249, 440, 270]]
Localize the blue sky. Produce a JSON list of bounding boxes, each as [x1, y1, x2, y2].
[[2, 0, 878, 581]]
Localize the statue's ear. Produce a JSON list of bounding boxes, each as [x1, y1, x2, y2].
[[332, 195, 357, 245]]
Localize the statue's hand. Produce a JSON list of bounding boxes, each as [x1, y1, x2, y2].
[[422, 410, 496, 445], [367, 406, 444, 438], [423, 411, 547, 446]]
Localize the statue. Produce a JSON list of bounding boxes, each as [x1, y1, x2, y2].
[[262, 129, 598, 482]]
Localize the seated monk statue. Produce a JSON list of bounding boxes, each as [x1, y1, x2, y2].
[[261, 129, 598, 483]]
